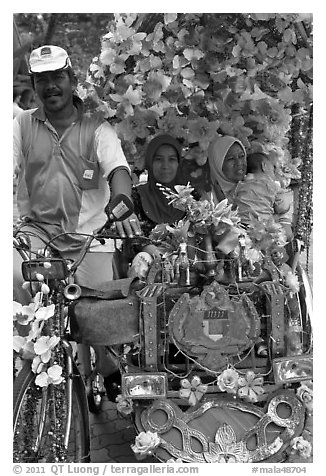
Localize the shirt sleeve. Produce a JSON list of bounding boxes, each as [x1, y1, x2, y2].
[[13, 117, 23, 174], [274, 186, 293, 225], [13, 114, 32, 219], [94, 122, 130, 179]]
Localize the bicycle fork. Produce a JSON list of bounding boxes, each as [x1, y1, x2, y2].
[[62, 339, 74, 450]]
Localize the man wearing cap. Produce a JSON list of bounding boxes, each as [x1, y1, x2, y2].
[[13, 45, 141, 388], [14, 44, 141, 288]]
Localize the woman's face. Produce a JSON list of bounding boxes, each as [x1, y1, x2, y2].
[[222, 143, 247, 183], [152, 144, 179, 184]]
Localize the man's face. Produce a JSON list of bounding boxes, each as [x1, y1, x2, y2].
[[33, 69, 74, 113]]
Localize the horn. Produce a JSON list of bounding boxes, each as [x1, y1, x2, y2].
[[64, 283, 82, 300]]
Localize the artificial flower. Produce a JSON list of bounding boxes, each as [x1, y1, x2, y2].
[[33, 335, 60, 363], [237, 371, 265, 403], [34, 303, 55, 322], [290, 436, 312, 459], [217, 368, 239, 394], [13, 335, 35, 360], [13, 301, 37, 326], [131, 431, 160, 460], [110, 85, 143, 116], [40, 283, 50, 295], [116, 395, 134, 415], [285, 271, 300, 294], [179, 376, 208, 406], [35, 364, 64, 387], [296, 381, 313, 413]]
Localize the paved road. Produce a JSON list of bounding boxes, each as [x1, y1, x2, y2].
[[89, 397, 156, 463]]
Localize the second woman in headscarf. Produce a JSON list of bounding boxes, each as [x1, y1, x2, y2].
[[207, 135, 247, 204]]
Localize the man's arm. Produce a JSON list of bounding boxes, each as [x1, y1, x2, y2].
[[109, 168, 141, 238]]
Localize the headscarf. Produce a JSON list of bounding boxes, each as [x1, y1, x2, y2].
[[137, 134, 186, 224], [208, 135, 247, 200]]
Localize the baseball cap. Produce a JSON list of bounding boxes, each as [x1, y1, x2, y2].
[[29, 45, 72, 73]]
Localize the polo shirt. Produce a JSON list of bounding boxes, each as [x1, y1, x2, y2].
[[13, 98, 130, 254]]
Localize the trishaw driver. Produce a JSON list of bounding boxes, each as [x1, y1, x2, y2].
[[13, 45, 141, 301], [13, 45, 141, 381]]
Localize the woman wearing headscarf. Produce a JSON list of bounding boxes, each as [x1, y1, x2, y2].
[[116, 133, 186, 275], [207, 135, 247, 204], [134, 134, 186, 226]]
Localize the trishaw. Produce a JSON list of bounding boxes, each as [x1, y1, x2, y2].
[[69, 186, 313, 464], [13, 189, 313, 463]]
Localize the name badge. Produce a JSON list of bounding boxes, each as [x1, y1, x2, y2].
[[83, 170, 94, 180]]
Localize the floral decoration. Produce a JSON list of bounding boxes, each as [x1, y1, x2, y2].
[[13, 281, 62, 387], [296, 381, 313, 414], [237, 370, 265, 403], [116, 394, 134, 416], [216, 368, 239, 395], [179, 376, 208, 406], [35, 364, 64, 387], [289, 436, 312, 460], [82, 12, 311, 191], [159, 183, 241, 236], [245, 217, 287, 253], [131, 431, 161, 460]]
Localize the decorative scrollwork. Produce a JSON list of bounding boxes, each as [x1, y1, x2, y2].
[[137, 392, 306, 463]]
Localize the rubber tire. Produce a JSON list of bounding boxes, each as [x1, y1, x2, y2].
[[13, 362, 90, 463]]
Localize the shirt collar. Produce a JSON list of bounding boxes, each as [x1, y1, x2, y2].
[[31, 95, 84, 122]]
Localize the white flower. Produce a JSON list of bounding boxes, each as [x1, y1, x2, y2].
[[116, 395, 134, 415], [296, 382, 313, 413], [13, 301, 36, 325], [13, 335, 35, 360], [40, 283, 50, 295], [33, 335, 60, 363], [291, 436, 312, 459], [35, 364, 64, 387], [285, 271, 300, 294], [131, 431, 160, 460], [35, 304, 55, 322], [179, 376, 208, 406], [217, 368, 239, 394], [237, 371, 265, 403]]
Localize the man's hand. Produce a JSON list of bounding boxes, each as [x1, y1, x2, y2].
[[115, 212, 141, 238], [142, 244, 162, 259]]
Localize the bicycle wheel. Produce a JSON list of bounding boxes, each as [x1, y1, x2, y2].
[[13, 361, 90, 463]]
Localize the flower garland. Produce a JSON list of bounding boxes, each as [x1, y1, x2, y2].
[[13, 276, 63, 386], [82, 12, 311, 189]]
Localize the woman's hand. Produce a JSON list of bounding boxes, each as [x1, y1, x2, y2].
[[115, 213, 142, 238]]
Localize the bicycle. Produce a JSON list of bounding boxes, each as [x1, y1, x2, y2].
[[13, 194, 136, 463]]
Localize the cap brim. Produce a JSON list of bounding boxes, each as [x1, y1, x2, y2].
[[29, 61, 70, 73]]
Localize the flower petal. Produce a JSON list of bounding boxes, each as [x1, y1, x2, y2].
[[179, 388, 191, 398], [35, 304, 55, 322], [35, 372, 49, 387]]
